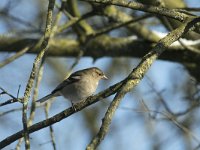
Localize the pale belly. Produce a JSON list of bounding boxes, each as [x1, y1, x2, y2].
[[60, 80, 98, 103]]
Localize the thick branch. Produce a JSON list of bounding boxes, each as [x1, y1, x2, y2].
[[1, 36, 200, 63], [86, 15, 200, 150], [0, 81, 123, 149]]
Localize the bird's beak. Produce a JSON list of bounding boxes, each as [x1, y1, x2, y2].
[[102, 74, 108, 80]]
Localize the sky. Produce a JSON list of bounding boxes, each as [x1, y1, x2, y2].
[[0, 0, 200, 150]]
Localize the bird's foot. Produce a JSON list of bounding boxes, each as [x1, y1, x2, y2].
[[71, 102, 77, 111]]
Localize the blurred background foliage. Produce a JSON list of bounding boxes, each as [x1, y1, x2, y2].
[[0, 0, 200, 150]]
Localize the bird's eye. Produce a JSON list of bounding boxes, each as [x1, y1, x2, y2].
[[97, 72, 102, 76]]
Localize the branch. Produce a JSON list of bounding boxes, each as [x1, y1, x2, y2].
[[86, 17, 200, 149], [0, 16, 199, 149], [16, 59, 44, 149], [86, 14, 152, 39], [21, 0, 55, 149], [1, 36, 200, 63], [0, 86, 22, 106], [80, 0, 191, 22], [0, 80, 123, 149], [0, 46, 30, 68], [0, 98, 22, 107], [102, 5, 160, 42], [44, 102, 57, 150]]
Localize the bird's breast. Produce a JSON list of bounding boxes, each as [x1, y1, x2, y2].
[[79, 79, 98, 96], [60, 77, 99, 103]]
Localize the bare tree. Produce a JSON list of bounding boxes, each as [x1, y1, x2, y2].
[[0, 0, 200, 150]]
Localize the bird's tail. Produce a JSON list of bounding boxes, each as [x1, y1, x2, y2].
[[36, 93, 55, 103]]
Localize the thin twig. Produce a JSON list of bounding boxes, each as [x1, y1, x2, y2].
[[17, 85, 21, 99], [0, 98, 23, 107], [44, 102, 57, 150], [57, 10, 96, 33], [80, 0, 190, 22], [21, 0, 56, 149], [119, 106, 200, 143], [178, 39, 200, 55], [64, 50, 84, 79], [16, 61, 44, 150], [16, 4, 64, 148], [0, 10, 37, 29], [0, 47, 30, 68], [162, 16, 200, 55], [86, 14, 152, 39], [145, 76, 174, 114], [0, 104, 45, 118], [0, 108, 22, 117], [0, 86, 21, 105], [179, 7, 200, 12]]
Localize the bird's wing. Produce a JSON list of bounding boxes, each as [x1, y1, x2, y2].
[[51, 72, 81, 94]]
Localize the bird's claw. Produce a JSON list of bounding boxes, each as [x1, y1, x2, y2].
[[71, 102, 77, 111]]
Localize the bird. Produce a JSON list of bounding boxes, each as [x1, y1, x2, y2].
[[36, 67, 107, 106]]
